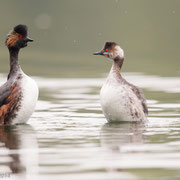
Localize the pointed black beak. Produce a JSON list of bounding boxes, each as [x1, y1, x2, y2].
[[26, 37, 34, 42], [93, 50, 104, 55]]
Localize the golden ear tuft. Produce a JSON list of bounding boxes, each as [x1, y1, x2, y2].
[[6, 33, 19, 47]]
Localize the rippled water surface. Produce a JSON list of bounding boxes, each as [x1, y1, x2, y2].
[[0, 73, 180, 180]]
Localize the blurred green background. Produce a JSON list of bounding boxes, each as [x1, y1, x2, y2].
[[0, 0, 179, 77]]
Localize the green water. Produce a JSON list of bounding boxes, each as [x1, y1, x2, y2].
[[0, 1, 180, 180]]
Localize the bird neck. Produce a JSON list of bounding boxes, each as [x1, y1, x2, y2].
[[8, 48, 21, 79], [111, 56, 124, 75]]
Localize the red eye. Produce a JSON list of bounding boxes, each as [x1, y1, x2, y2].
[[105, 48, 108, 52], [19, 35, 23, 39]]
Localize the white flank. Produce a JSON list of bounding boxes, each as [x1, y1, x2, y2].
[[12, 73, 39, 125]]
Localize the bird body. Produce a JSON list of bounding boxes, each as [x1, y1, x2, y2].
[[100, 65, 147, 122], [9, 71, 38, 125]]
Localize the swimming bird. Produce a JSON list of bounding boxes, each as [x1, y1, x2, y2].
[[0, 24, 38, 125], [93, 42, 148, 122]]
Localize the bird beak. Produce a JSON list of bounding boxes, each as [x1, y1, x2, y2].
[[26, 37, 34, 42], [93, 50, 104, 55]]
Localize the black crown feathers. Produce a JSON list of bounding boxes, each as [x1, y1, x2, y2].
[[13, 24, 28, 36]]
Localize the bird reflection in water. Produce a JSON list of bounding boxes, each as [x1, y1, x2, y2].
[[100, 122, 146, 152], [0, 125, 38, 179]]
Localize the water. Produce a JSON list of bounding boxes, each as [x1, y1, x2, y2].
[[0, 73, 180, 180]]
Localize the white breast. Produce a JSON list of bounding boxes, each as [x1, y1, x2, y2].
[[100, 72, 146, 122], [12, 73, 39, 125]]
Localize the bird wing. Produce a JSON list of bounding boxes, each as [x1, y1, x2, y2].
[[131, 85, 148, 115], [124, 79, 148, 115], [0, 82, 11, 106], [0, 82, 21, 125]]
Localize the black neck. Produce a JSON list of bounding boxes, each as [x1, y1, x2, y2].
[[112, 56, 124, 73], [8, 48, 20, 79]]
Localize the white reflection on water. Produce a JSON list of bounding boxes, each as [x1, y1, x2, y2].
[[0, 125, 38, 180], [0, 73, 180, 179]]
